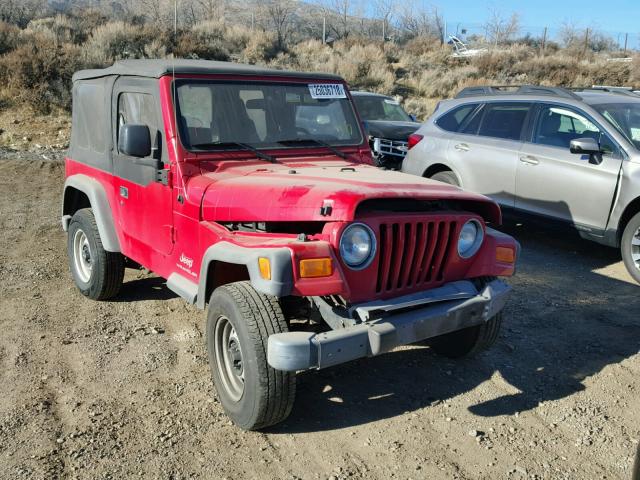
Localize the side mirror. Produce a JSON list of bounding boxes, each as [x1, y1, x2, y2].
[[569, 137, 601, 155], [119, 124, 151, 158], [409, 114, 418, 122]]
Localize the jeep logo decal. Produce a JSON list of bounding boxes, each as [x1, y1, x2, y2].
[[179, 253, 194, 269]]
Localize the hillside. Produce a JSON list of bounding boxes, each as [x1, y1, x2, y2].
[[0, 6, 639, 151]]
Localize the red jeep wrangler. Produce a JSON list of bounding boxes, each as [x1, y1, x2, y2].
[[62, 59, 519, 430]]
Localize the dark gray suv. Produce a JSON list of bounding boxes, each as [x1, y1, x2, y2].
[[402, 85, 640, 283]]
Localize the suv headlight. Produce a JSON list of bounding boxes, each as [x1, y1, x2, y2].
[[458, 219, 484, 258], [339, 223, 376, 269]]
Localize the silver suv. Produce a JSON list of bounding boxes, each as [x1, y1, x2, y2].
[[402, 85, 640, 283]]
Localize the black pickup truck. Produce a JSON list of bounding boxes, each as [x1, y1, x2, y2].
[[352, 91, 421, 169]]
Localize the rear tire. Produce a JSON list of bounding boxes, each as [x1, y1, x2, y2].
[[206, 281, 296, 430], [621, 211, 640, 284], [429, 311, 503, 359], [430, 170, 460, 186], [67, 208, 124, 300]]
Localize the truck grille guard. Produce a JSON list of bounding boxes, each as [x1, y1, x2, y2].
[[372, 138, 409, 158]]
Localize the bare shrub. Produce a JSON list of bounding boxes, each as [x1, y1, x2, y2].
[[0, 21, 19, 55], [631, 55, 640, 84], [402, 36, 443, 57], [472, 45, 532, 78], [409, 65, 479, 98], [402, 96, 439, 120], [238, 30, 279, 64], [175, 21, 229, 60], [0, 36, 82, 113], [25, 15, 74, 44], [84, 21, 153, 66]]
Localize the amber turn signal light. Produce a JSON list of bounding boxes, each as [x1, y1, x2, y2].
[[496, 247, 515, 264], [258, 257, 271, 280], [300, 258, 333, 278]]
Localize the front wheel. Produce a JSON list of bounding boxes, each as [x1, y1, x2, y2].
[[621, 211, 640, 284], [206, 282, 296, 430], [428, 312, 503, 359]]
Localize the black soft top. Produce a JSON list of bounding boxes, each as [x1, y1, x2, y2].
[[73, 59, 343, 82]]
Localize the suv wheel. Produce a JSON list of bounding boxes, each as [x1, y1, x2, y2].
[[206, 281, 296, 430], [621, 211, 640, 284], [430, 170, 460, 187], [67, 208, 124, 300]]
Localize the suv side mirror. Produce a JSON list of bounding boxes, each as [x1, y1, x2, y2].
[[570, 137, 601, 155], [119, 124, 151, 158]]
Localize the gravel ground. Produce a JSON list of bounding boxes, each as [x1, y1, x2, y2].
[[0, 154, 638, 480]]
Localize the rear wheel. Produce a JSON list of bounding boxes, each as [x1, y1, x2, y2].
[[621, 211, 640, 284], [430, 170, 460, 186], [67, 208, 124, 300], [206, 281, 296, 430]]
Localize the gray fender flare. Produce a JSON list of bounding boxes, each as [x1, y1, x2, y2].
[[62, 174, 121, 252], [196, 241, 294, 309]]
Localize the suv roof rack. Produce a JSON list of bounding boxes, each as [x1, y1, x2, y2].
[[455, 85, 581, 100], [570, 85, 640, 97]]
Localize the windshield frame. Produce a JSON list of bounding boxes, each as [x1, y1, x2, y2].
[[353, 94, 413, 122], [172, 78, 366, 155], [591, 101, 640, 151]]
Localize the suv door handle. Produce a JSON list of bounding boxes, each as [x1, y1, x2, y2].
[[519, 155, 539, 165], [454, 143, 470, 152]]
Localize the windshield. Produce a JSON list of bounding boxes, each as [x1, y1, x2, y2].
[[353, 95, 412, 122], [174, 80, 363, 151], [593, 102, 640, 149]]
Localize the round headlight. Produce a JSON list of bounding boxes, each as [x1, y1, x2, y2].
[[458, 219, 484, 258], [339, 223, 376, 269]]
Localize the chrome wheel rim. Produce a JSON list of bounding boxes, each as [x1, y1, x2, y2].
[[73, 229, 92, 283], [631, 226, 640, 271], [213, 316, 244, 402]]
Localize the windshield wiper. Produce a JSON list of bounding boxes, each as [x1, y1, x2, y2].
[[190, 141, 276, 163], [277, 138, 352, 160]]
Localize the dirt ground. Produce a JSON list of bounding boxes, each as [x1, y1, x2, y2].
[[0, 153, 638, 480]]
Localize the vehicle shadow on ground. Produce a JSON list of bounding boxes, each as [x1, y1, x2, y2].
[[113, 276, 179, 302], [270, 220, 640, 433]]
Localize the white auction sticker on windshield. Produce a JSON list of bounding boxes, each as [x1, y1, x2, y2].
[[308, 84, 346, 99]]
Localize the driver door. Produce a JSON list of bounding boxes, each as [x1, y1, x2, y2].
[[112, 83, 174, 256], [515, 104, 623, 231]]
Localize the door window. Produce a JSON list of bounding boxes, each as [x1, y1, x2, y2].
[[477, 103, 531, 140], [533, 105, 617, 153], [117, 92, 157, 155]]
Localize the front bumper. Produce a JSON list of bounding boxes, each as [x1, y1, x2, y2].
[[267, 279, 511, 371]]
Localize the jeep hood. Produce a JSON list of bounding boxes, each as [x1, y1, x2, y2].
[[364, 120, 421, 141], [198, 162, 501, 224]]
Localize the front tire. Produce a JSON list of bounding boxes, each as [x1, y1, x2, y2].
[[67, 208, 124, 300], [621, 211, 640, 284], [206, 282, 296, 430], [430, 170, 460, 186], [429, 312, 503, 359]]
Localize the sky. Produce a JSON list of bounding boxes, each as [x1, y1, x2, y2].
[[430, 0, 639, 35]]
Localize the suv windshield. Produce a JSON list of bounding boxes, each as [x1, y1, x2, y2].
[[593, 102, 640, 149], [353, 95, 412, 122], [175, 80, 363, 151]]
